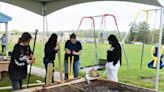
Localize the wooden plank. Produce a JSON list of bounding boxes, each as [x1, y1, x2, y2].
[[96, 78, 157, 92], [15, 86, 43, 92], [0, 60, 10, 79], [0, 61, 10, 77], [0, 83, 44, 90], [57, 42, 63, 82], [44, 77, 98, 89], [46, 63, 53, 86]]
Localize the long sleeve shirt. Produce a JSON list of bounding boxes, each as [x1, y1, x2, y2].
[[44, 42, 57, 61], [107, 44, 122, 66], [8, 44, 32, 80]]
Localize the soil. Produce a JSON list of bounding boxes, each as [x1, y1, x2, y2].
[[53, 81, 130, 92]]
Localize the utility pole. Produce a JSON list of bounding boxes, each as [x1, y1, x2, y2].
[[0, 2, 1, 32]]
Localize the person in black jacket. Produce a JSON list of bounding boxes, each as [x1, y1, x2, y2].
[[8, 32, 35, 91], [43, 33, 58, 83], [105, 34, 121, 82]]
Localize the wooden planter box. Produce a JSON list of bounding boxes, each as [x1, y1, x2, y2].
[[17, 78, 157, 92], [0, 61, 10, 79]]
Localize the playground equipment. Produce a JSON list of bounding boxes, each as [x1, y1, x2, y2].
[[118, 9, 164, 91], [121, 9, 161, 70], [122, 9, 160, 43], [76, 16, 100, 81], [93, 14, 129, 68], [78, 14, 129, 73], [76, 16, 98, 67], [148, 46, 164, 69]]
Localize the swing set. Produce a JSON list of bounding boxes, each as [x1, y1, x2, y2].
[[148, 46, 164, 69], [122, 8, 164, 70], [77, 14, 129, 73], [69, 9, 164, 80]]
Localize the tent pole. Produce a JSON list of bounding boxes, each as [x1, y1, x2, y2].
[[0, 3, 1, 33], [5, 23, 8, 57], [42, 2, 46, 63], [152, 10, 157, 43], [140, 11, 149, 70], [155, 7, 163, 91]]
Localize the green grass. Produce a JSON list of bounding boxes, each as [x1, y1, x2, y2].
[[0, 72, 44, 92], [1, 41, 164, 91]]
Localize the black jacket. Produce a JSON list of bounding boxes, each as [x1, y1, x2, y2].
[[8, 44, 32, 80], [107, 44, 122, 66], [44, 42, 57, 61]]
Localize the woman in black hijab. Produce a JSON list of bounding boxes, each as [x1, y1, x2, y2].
[[105, 34, 121, 82]]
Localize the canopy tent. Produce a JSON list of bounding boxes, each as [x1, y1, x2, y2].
[[0, 0, 163, 91], [0, 12, 12, 56], [0, 0, 163, 16]]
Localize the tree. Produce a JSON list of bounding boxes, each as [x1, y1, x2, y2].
[[128, 22, 150, 43], [128, 23, 137, 42], [150, 28, 164, 44]]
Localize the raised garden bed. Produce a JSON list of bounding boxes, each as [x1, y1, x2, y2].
[[17, 78, 157, 92]]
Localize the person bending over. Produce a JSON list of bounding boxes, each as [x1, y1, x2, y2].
[[8, 32, 35, 91], [64, 33, 82, 80]]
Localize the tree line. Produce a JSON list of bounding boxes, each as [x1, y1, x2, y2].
[[127, 22, 164, 44]]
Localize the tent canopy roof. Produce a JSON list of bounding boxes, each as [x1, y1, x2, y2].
[[0, 12, 12, 23], [0, 0, 163, 16]]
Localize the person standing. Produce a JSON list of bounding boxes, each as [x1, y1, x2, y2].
[[64, 33, 82, 80], [43, 33, 58, 83], [105, 34, 121, 82], [1, 34, 6, 53], [8, 32, 35, 91]]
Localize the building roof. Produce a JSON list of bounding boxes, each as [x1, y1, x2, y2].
[[0, 12, 12, 23]]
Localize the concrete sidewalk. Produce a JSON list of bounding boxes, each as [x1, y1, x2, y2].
[[27, 66, 64, 81]]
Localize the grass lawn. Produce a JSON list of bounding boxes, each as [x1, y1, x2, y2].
[[1, 41, 164, 91], [0, 72, 44, 92]]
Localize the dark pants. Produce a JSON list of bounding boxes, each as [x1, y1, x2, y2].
[[10, 79, 22, 91], [43, 58, 55, 84], [2, 45, 5, 53]]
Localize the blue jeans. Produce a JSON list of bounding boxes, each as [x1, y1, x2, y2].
[[64, 60, 80, 80], [10, 79, 22, 91]]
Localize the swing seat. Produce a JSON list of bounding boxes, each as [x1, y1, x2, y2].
[[148, 60, 164, 69]]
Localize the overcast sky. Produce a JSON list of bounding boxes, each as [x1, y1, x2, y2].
[[0, 1, 162, 32]]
